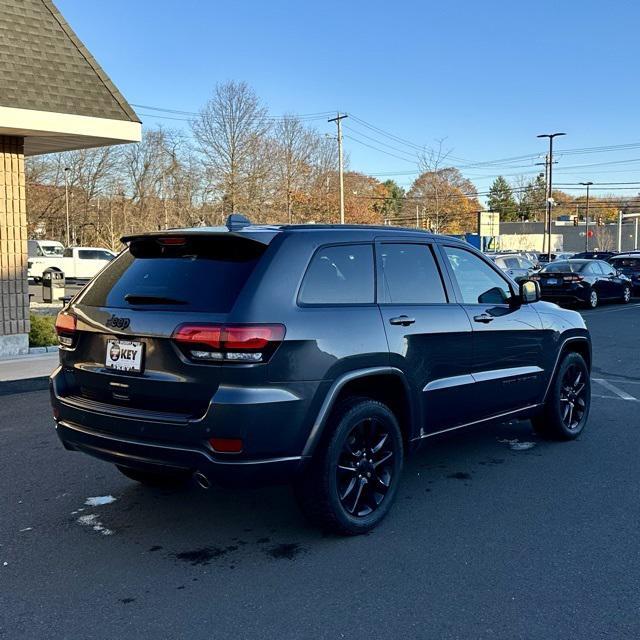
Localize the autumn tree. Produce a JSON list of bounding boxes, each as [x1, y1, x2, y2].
[[487, 176, 517, 221], [406, 167, 480, 234]]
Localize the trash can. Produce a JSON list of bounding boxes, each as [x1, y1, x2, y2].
[[42, 268, 65, 304]]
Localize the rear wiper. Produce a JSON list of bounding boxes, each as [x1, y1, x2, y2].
[[124, 294, 187, 305]]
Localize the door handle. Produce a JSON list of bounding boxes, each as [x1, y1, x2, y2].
[[389, 315, 416, 326], [473, 313, 494, 324]]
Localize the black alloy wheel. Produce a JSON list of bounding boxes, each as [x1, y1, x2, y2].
[[559, 362, 588, 431], [336, 417, 396, 517], [295, 398, 404, 535], [533, 351, 591, 440]]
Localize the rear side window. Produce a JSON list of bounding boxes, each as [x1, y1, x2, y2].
[[582, 262, 602, 275], [79, 236, 266, 312], [379, 243, 446, 304], [299, 244, 374, 305], [503, 257, 520, 269], [78, 250, 114, 261]]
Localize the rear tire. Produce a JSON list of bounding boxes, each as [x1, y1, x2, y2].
[[622, 285, 631, 304], [116, 465, 191, 488], [532, 352, 590, 440], [295, 397, 404, 535], [585, 289, 598, 309]]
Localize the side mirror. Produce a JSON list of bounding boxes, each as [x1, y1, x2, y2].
[[520, 279, 541, 304]]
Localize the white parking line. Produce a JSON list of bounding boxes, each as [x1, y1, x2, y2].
[[592, 378, 637, 401]]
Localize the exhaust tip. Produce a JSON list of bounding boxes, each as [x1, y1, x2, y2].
[[193, 470, 211, 490]]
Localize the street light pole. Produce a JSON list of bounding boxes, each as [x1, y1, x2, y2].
[[580, 181, 593, 252], [537, 132, 566, 259], [64, 167, 71, 246]]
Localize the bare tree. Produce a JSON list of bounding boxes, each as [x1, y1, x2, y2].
[[417, 139, 453, 232], [274, 115, 316, 223], [191, 81, 270, 214]]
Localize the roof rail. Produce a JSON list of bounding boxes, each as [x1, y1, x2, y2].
[[226, 213, 251, 231]]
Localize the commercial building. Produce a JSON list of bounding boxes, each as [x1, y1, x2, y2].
[[0, 0, 141, 357]]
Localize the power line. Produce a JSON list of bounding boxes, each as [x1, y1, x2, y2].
[[344, 134, 419, 165]]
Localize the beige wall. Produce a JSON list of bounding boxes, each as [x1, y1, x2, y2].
[[0, 135, 29, 355]]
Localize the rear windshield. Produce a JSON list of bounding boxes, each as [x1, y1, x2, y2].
[[611, 258, 640, 269], [79, 236, 266, 312], [542, 261, 584, 273]]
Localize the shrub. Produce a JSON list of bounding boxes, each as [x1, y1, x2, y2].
[[29, 313, 57, 347]]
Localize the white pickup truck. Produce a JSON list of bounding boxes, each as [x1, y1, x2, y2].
[[28, 246, 116, 281]]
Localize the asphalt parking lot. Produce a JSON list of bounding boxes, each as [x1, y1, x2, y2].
[[1, 301, 639, 639]]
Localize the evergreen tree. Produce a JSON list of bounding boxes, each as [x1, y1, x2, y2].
[[487, 176, 518, 221], [519, 174, 547, 221]]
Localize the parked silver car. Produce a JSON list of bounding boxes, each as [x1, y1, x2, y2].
[[489, 253, 539, 282]]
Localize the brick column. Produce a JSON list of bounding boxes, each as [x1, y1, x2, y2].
[[0, 136, 29, 358]]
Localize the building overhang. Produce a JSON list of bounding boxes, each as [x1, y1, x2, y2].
[[0, 106, 141, 156]]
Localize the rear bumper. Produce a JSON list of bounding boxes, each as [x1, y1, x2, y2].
[[50, 366, 318, 486], [55, 419, 304, 486], [540, 289, 587, 304]]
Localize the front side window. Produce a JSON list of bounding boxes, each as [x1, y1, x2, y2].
[[379, 243, 446, 304], [443, 246, 511, 305], [299, 244, 374, 305], [63, 248, 73, 258]]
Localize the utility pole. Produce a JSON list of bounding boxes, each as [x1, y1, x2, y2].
[[416, 204, 420, 229], [64, 167, 70, 246], [537, 133, 566, 260], [328, 113, 348, 224], [580, 181, 593, 251]]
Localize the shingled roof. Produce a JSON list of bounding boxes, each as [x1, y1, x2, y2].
[[0, 0, 139, 123]]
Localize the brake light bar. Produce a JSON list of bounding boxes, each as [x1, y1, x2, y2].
[[55, 311, 76, 347], [563, 274, 584, 282], [172, 324, 285, 363], [157, 236, 187, 246]]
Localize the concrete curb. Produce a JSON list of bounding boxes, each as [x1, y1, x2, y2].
[[0, 376, 50, 396]]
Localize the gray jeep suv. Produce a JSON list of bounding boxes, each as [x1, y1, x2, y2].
[[51, 216, 591, 534]]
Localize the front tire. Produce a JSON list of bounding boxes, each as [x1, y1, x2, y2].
[[532, 352, 590, 440], [295, 398, 403, 535], [116, 465, 191, 488], [622, 285, 631, 304]]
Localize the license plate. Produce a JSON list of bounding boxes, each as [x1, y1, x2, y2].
[[546, 278, 558, 285], [105, 339, 144, 372]]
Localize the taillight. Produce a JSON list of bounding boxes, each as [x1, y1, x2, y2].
[[55, 311, 76, 347], [172, 324, 285, 363]]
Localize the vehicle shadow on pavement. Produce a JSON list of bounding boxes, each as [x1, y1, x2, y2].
[[75, 418, 545, 566]]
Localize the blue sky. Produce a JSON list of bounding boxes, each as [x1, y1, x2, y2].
[[57, 0, 640, 198]]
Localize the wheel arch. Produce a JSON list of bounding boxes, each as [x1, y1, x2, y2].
[[543, 336, 591, 402], [302, 367, 416, 457]]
